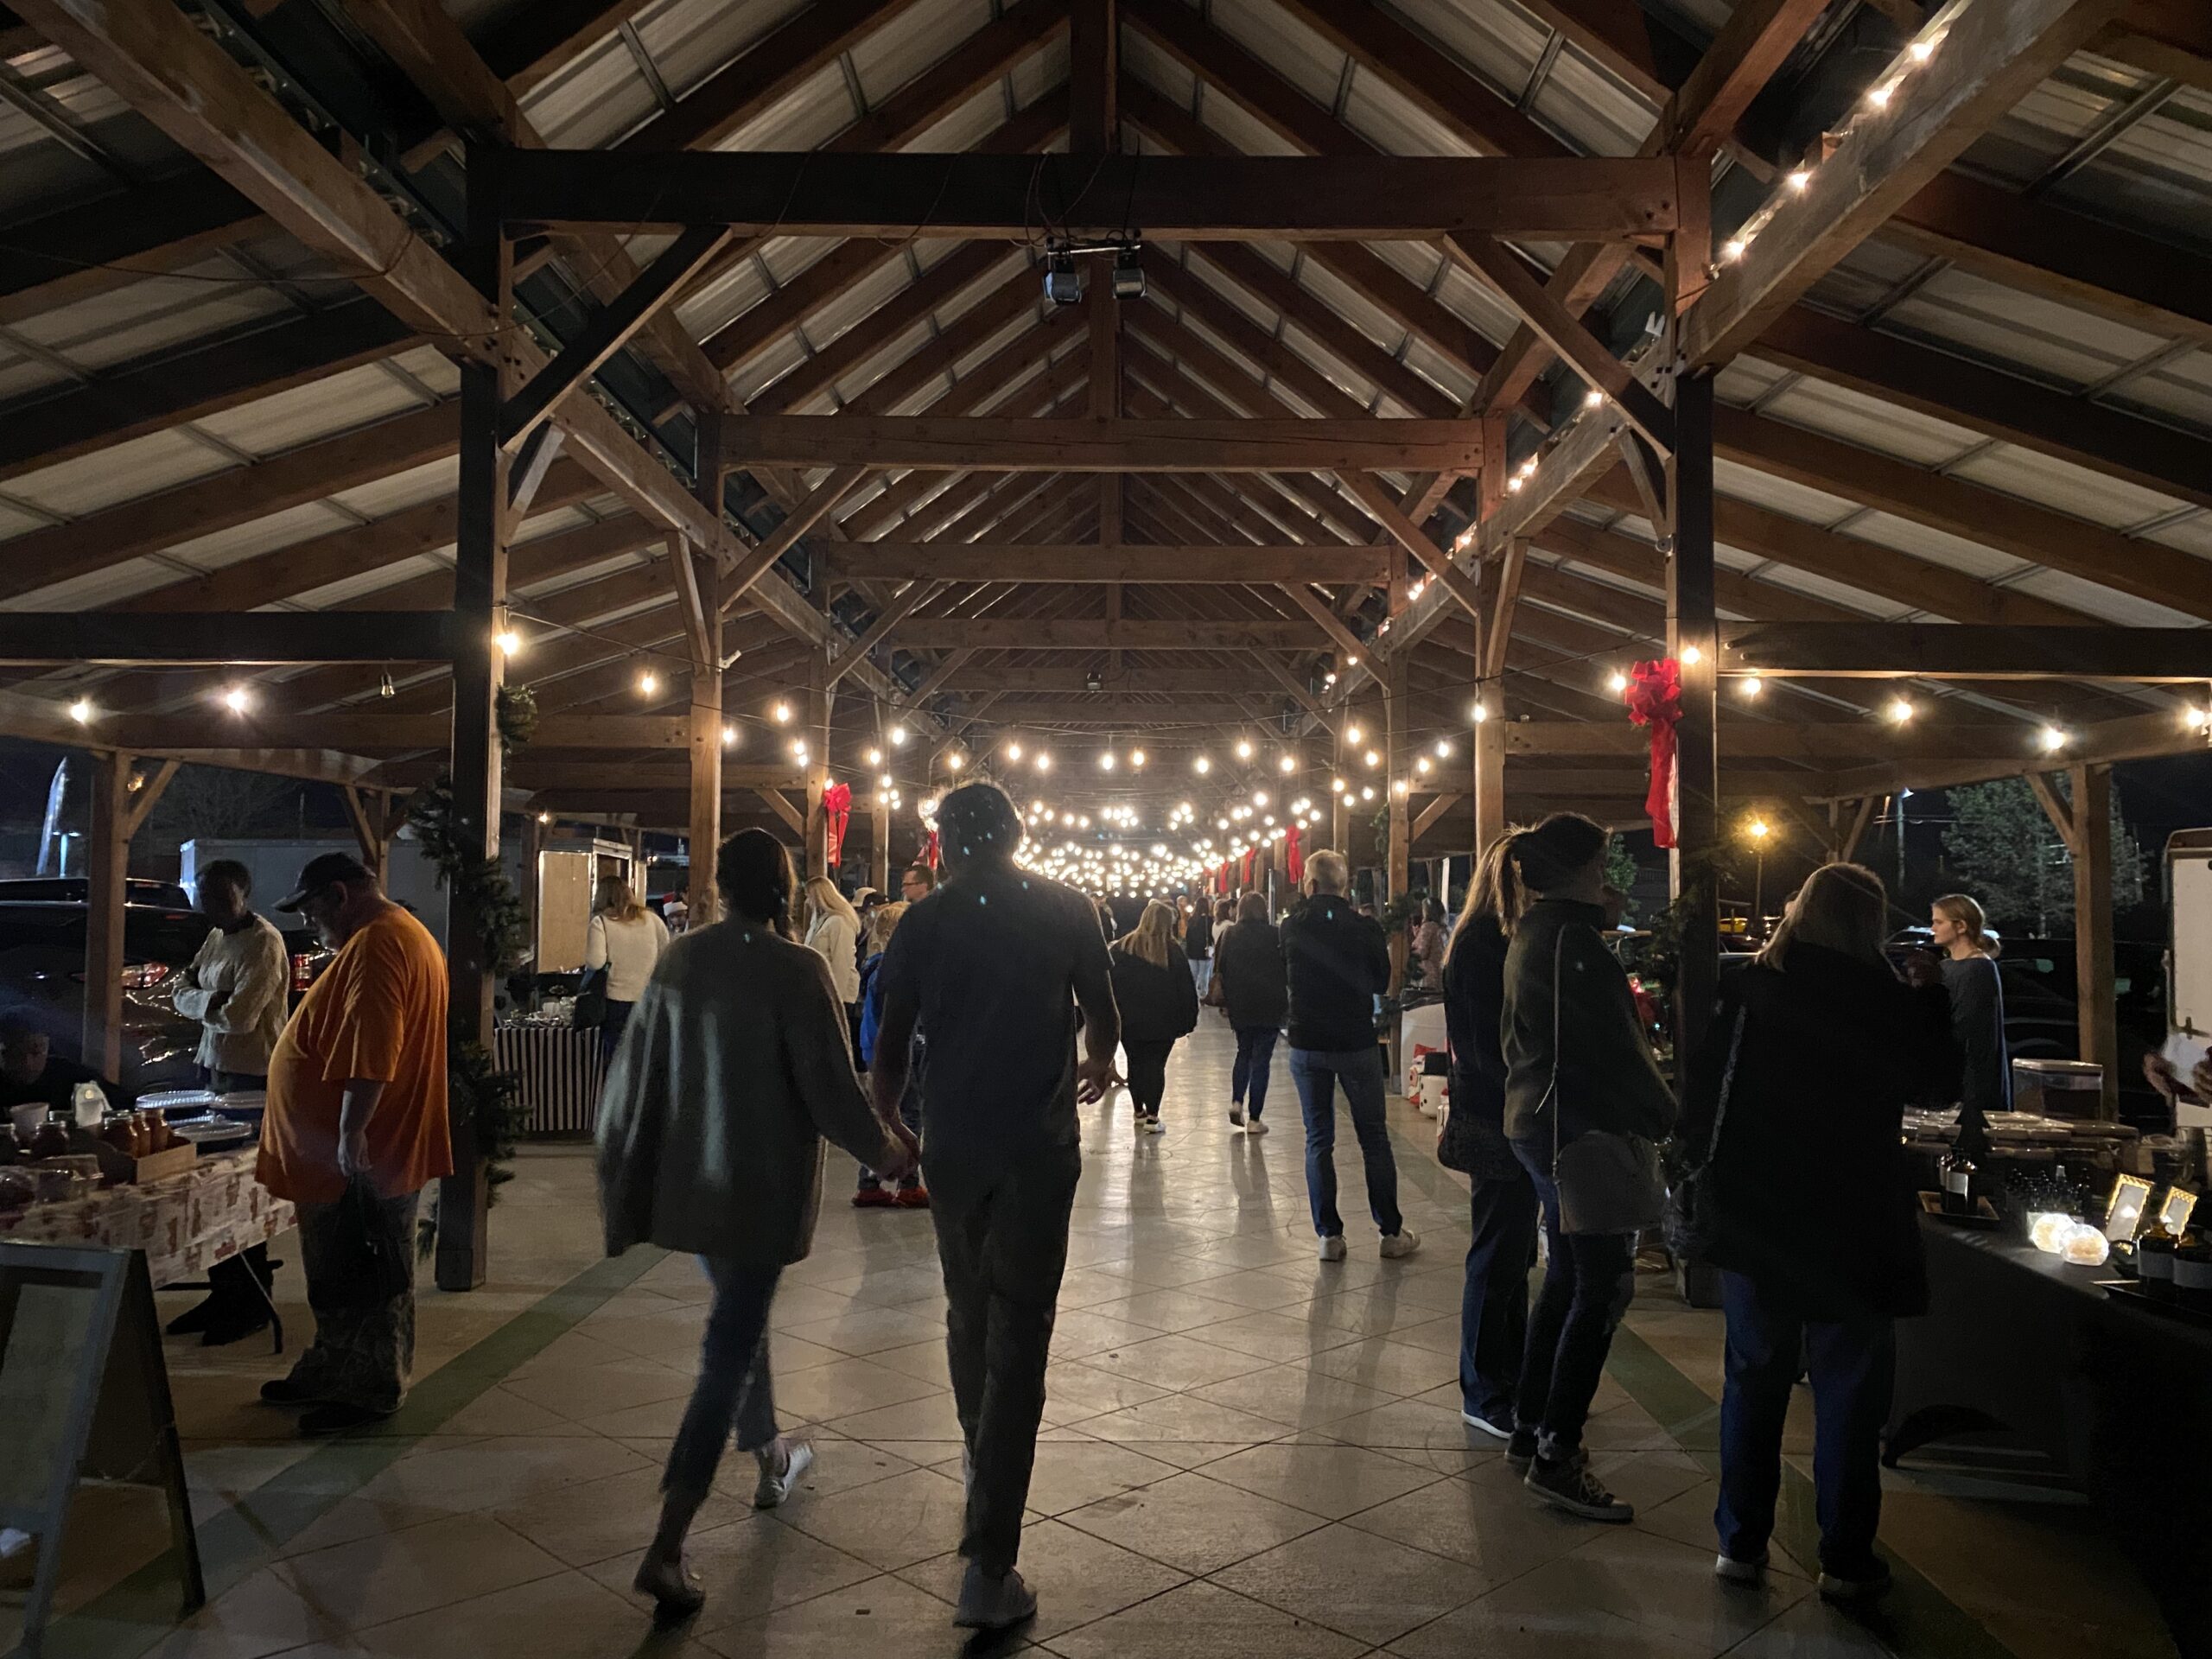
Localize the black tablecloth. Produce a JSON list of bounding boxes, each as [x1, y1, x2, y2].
[[1897, 1217, 2212, 1656]]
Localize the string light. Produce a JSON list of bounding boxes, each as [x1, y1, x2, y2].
[[1786, 169, 1811, 192], [1193, 754, 1211, 774], [637, 669, 658, 696], [1130, 748, 1147, 768], [1360, 785, 1375, 801], [946, 751, 964, 772], [2039, 726, 2069, 753], [887, 723, 907, 747], [866, 746, 884, 766], [494, 629, 521, 657], [1435, 738, 1454, 757], [721, 725, 737, 747], [1738, 674, 1764, 699], [1606, 671, 1630, 695], [1681, 644, 1703, 666], [1416, 756, 1433, 776], [1099, 751, 1116, 771], [1584, 389, 1604, 410], [772, 701, 792, 723], [67, 698, 92, 724], [1363, 749, 1381, 768], [536, 811, 551, 825], [1034, 751, 1052, 772], [1331, 777, 1345, 793], [1235, 739, 1254, 760], [1278, 753, 1296, 773], [1885, 696, 1915, 724], [1392, 779, 1410, 796], [1006, 741, 1022, 761], [220, 686, 251, 714], [1470, 701, 1489, 724], [1345, 723, 1363, 745]]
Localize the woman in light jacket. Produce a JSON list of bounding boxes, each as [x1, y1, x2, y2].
[[1681, 863, 1955, 1602], [1109, 899, 1201, 1134], [597, 830, 914, 1619], [1212, 891, 1287, 1134], [803, 875, 862, 1018], [1500, 812, 1676, 1525], [585, 875, 670, 1063]]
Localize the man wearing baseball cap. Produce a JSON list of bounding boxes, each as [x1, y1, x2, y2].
[[256, 852, 451, 1435]]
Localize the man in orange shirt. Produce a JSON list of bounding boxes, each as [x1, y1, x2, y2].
[[255, 853, 452, 1436]]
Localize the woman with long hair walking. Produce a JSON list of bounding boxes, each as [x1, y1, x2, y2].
[[1109, 899, 1200, 1134], [1213, 890, 1287, 1135], [597, 830, 916, 1619], [584, 874, 670, 1064]]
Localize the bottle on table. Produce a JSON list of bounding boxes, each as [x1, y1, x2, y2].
[[1938, 1144, 1980, 1216]]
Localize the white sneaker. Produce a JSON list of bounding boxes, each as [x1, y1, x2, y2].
[[1380, 1230, 1421, 1260], [753, 1437, 813, 1509], [1317, 1234, 1348, 1262], [1147, 1116, 1166, 1135], [1460, 1409, 1513, 1440], [1245, 1117, 1270, 1137], [1228, 1104, 1246, 1127], [1714, 1553, 1767, 1586]]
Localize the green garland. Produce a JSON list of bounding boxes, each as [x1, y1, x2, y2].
[[496, 683, 537, 752]]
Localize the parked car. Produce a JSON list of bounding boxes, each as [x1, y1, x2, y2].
[[0, 875, 194, 908], [0, 898, 327, 1090]]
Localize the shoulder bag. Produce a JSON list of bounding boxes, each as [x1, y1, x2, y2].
[[1662, 996, 1746, 1262], [1544, 925, 1668, 1236]]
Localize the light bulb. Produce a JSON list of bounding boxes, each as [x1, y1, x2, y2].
[[1885, 697, 1914, 724], [1130, 749, 1147, 768], [1866, 81, 1892, 107], [772, 701, 791, 723], [879, 772, 893, 789], [1607, 671, 1630, 695], [1416, 756, 1432, 775], [494, 629, 521, 656], [536, 811, 550, 824], [1740, 675, 1764, 699], [1681, 644, 1703, 666], [1584, 389, 1604, 410], [1278, 754, 1295, 774], [1099, 751, 1116, 771], [947, 752, 964, 771], [1787, 168, 1811, 192], [638, 670, 658, 696], [1363, 750, 1381, 768], [1436, 739, 1454, 757], [1034, 752, 1052, 772], [1392, 779, 1409, 796], [721, 725, 737, 747], [221, 686, 250, 714], [866, 746, 883, 766], [1361, 786, 1375, 801], [1331, 778, 1345, 793], [1253, 791, 1268, 807], [2039, 726, 2068, 753], [1345, 723, 1363, 745], [1193, 754, 1211, 774], [1346, 654, 1358, 666], [1909, 36, 1935, 61], [1747, 819, 1770, 842], [67, 697, 92, 724], [1236, 740, 1254, 760], [1006, 741, 1022, 761]]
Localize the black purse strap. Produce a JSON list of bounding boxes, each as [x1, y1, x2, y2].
[[1548, 926, 1566, 1178]]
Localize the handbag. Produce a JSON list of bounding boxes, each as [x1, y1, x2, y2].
[[1541, 926, 1667, 1236], [573, 964, 609, 1031], [1663, 998, 1746, 1262], [307, 1177, 412, 1312]]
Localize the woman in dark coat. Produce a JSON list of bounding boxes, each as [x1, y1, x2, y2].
[[1439, 835, 1533, 1440], [1109, 899, 1200, 1133], [1213, 891, 1288, 1135], [1678, 861, 1955, 1603], [1501, 813, 1677, 1524]]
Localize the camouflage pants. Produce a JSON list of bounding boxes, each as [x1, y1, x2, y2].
[[289, 1188, 421, 1414]]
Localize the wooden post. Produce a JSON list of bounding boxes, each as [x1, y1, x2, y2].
[[804, 654, 832, 880], [439, 154, 512, 1294], [1332, 702, 1351, 854], [1384, 650, 1411, 905], [868, 709, 892, 894], [518, 809, 543, 966], [2070, 763, 2119, 1120], [1669, 371, 1721, 1070], [686, 609, 723, 928], [81, 752, 131, 1082]]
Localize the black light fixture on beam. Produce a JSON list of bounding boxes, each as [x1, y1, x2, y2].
[[1110, 247, 1146, 300], [1044, 248, 1084, 306]]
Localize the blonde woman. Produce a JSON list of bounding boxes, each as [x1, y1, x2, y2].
[[586, 874, 671, 1062], [802, 875, 862, 1014], [1109, 899, 1199, 1133], [1929, 892, 2008, 1129]]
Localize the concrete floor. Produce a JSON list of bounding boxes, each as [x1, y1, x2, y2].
[[10, 1019, 2176, 1658]]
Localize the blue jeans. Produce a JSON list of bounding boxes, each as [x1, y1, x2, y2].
[[1232, 1025, 1278, 1117], [664, 1257, 781, 1502], [1460, 1167, 1539, 1424], [1513, 1145, 1636, 1461], [1716, 1270, 1895, 1575], [1290, 1046, 1402, 1239]]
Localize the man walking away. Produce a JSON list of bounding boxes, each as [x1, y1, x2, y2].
[[1184, 899, 1215, 1001], [871, 784, 1120, 1632], [1281, 850, 1419, 1262], [256, 854, 451, 1436], [169, 858, 291, 1342]]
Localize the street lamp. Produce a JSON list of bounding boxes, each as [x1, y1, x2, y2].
[[1745, 817, 1772, 941]]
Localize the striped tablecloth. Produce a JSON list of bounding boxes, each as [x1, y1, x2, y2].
[[0, 1147, 292, 1288], [496, 1025, 607, 1135]]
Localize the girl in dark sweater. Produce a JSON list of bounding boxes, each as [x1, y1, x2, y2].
[[1214, 891, 1288, 1134], [1109, 899, 1200, 1134]]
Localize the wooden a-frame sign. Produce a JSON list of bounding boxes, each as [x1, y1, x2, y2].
[[0, 1243, 204, 1655]]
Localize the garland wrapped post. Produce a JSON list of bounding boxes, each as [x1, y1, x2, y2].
[[1625, 658, 1683, 849], [1286, 823, 1304, 886]]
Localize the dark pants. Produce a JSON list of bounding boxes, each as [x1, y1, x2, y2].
[[1513, 1147, 1635, 1461], [1460, 1167, 1540, 1423], [1232, 1025, 1278, 1117], [1290, 1045, 1402, 1239], [600, 1000, 635, 1066], [198, 1072, 272, 1315], [931, 1150, 1080, 1576], [290, 1187, 421, 1414], [1123, 1039, 1175, 1117], [1716, 1270, 1894, 1575], [664, 1257, 782, 1502]]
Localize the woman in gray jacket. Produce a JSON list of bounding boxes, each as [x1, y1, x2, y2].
[[597, 829, 915, 1619]]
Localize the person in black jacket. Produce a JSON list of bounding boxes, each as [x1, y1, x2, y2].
[[1501, 813, 1675, 1523], [1214, 891, 1287, 1135], [1184, 900, 1216, 1003], [1679, 862, 1955, 1602], [1439, 835, 1534, 1440], [1281, 850, 1419, 1262], [1109, 900, 1200, 1134]]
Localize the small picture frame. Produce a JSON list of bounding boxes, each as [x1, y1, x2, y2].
[[2104, 1173, 2155, 1242], [2157, 1184, 2197, 1235]]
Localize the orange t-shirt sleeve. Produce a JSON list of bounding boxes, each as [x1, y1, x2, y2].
[[319, 932, 410, 1084]]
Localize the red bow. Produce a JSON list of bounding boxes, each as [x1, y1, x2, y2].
[[822, 780, 852, 868], [925, 829, 939, 870], [1624, 658, 1682, 849], [1287, 823, 1304, 884]]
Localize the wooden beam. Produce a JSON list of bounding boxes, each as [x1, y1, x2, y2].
[[829, 582, 938, 686], [2072, 761, 2119, 1118], [0, 177, 262, 327], [827, 543, 1391, 584], [1279, 585, 1375, 668], [893, 619, 1315, 651], [715, 416, 1488, 473], [1413, 791, 1463, 842], [1339, 475, 1485, 623], [1721, 622, 2212, 681], [2025, 770, 2082, 855], [0, 610, 474, 665], [1681, 0, 2129, 366], [490, 150, 1684, 241], [718, 465, 872, 618]]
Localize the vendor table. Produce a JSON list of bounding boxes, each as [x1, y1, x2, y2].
[[496, 1024, 606, 1135], [0, 1147, 290, 1289], [1893, 1217, 2212, 1656]]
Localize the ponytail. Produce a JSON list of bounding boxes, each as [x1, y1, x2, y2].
[[1503, 813, 1610, 933], [1933, 892, 1998, 957]]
